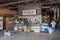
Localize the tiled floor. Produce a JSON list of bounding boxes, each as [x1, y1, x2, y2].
[[0, 30, 60, 40]]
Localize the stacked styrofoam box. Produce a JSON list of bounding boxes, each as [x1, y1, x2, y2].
[[18, 24, 22, 32], [4, 30, 14, 36], [30, 26, 40, 32], [42, 23, 49, 32], [4, 31, 11, 36], [34, 29, 40, 32], [42, 25, 49, 31], [22, 26, 26, 32], [42, 23, 54, 33]]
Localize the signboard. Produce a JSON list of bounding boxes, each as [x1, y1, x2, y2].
[[22, 9, 36, 15]]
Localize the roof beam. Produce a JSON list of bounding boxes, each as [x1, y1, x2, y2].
[[0, 0, 60, 7], [0, 0, 38, 6]]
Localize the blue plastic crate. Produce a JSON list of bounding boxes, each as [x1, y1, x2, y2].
[[44, 28, 49, 33]]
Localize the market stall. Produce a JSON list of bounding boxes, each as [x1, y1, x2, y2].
[[17, 8, 54, 33], [18, 9, 42, 32], [19, 15, 42, 32]]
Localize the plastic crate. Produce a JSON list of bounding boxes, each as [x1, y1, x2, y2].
[[44, 28, 49, 33]]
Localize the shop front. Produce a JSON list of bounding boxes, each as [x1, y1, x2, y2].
[[3, 3, 59, 36], [1, 3, 59, 36], [17, 2, 60, 33]]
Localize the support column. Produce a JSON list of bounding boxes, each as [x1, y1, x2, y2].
[[59, 7, 60, 19]]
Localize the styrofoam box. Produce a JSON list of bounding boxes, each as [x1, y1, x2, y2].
[[4, 31, 11, 36], [4, 30, 14, 36], [22, 26, 26, 29], [30, 26, 40, 29], [34, 29, 40, 32], [30, 26, 40, 32], [42, 23, 48, 25], [42, 25, 49, 31]]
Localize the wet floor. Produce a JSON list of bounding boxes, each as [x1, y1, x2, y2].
[[0, 30, 60, 40]]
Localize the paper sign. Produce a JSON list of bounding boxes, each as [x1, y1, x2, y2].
[[22, 9, 36, 15]]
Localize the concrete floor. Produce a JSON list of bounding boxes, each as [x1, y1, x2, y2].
[[0, 30, 60, 40]]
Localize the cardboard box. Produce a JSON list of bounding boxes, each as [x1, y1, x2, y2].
[[24, 27, 30, 32]]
